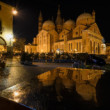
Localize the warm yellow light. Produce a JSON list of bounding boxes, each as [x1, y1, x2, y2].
[[12, 9, 18, 15], [13, 91, 19, 97], [12, 38, 16, 42], [41, 49, 43, 52], [56, 49, 60, 54], [74, 49, 77, 53], [14, 98, 20, 103], [5, 34, 13, 40]]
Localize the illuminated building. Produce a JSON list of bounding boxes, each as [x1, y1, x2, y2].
[[0, 1, 16, 52], [106, 43, 110, 59], [25, 6, 106, 55]]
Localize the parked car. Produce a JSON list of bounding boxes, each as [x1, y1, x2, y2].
[[87, 54, 106, 66], [23, 60, 32, 65], [20, 52, 33, 65]]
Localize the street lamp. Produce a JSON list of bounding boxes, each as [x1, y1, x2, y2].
[[12, 8, 18, 44], [11, 8, 18, 53], [12, 8, 18, 15]]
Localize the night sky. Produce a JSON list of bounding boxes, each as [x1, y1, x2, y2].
[[1, 0, 110, 43]]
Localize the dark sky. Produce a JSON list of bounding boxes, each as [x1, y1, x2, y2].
[[1, 0, 110, 43]]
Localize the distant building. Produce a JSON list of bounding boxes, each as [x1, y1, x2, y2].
[[25, 6, 106, 55], [106, 43, 110, 58], [0, 1, 14, 52]]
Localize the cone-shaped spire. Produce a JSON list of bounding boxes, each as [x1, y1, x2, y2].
[[56, 5, 62, 25], [57, 5, 61, 15], [56, 5, 63, 33], [38, 11, 43, 20], [92, 10, 95, 21], [63, 18, 65, 24], [92, 10, 95, 16]]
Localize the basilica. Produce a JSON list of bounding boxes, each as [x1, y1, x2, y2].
[[25, 6, 106, 55]]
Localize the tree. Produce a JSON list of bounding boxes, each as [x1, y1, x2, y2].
[[13, 38, 26, 53]]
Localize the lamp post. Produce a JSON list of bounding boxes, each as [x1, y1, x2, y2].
[[5, 34, 17, 53], [6, 34, 13, 51], [6, 34, 13, 46], [11, 8, 18, 53]]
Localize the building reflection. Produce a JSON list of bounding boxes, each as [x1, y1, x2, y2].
[[38, 68, 103, 103], [1, 67, 104, 110]]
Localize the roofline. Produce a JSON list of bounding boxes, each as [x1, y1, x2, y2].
[[0, 1, 14, 8]]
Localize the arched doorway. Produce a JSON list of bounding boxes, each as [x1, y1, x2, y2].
[[0, 37, 7, 52], [0, 37, 7, 45]]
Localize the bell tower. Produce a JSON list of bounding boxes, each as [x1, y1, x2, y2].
[[56, 5, 62, 33], [92, 10, 95, 22], [38, 11, 43, 33]]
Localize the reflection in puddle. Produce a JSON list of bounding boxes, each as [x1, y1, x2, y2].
[[1, 68, 104, 110], [38, 68, 103, 103]]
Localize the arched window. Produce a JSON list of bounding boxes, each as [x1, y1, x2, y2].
[[77, 42, 78, 52], [71, 43, 72, 50], [76, 32, 78, 35], [96, 47, 98, 54], [93, 42, 95, 54], [31, 48, 32, 53], [90, 41, 92, 54], [98, 43, 100, 54], [79, 42, 81, 52]]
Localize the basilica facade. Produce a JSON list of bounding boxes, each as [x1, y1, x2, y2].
[[25, 6, 106, 55]]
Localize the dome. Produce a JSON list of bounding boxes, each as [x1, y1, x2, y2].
[[42, 20, 55, 31], [63, 20, 75, 30], [76, 13, 94, 25]]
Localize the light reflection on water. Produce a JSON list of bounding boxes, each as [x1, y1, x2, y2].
[[38, 68, 103, 102], [1, 68, 105, 110]]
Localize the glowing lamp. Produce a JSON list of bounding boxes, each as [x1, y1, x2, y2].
[[12, 8, 18, 15]]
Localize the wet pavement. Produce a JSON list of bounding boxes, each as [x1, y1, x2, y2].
[[0, 58, 110, 110], [0, 57, 59, 91]]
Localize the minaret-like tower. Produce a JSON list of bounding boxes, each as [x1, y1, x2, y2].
[[38, 11, 43, 33], [92, 10, 95, 22], [56, 5, 62, 33], [62, 18, 65, 25]]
